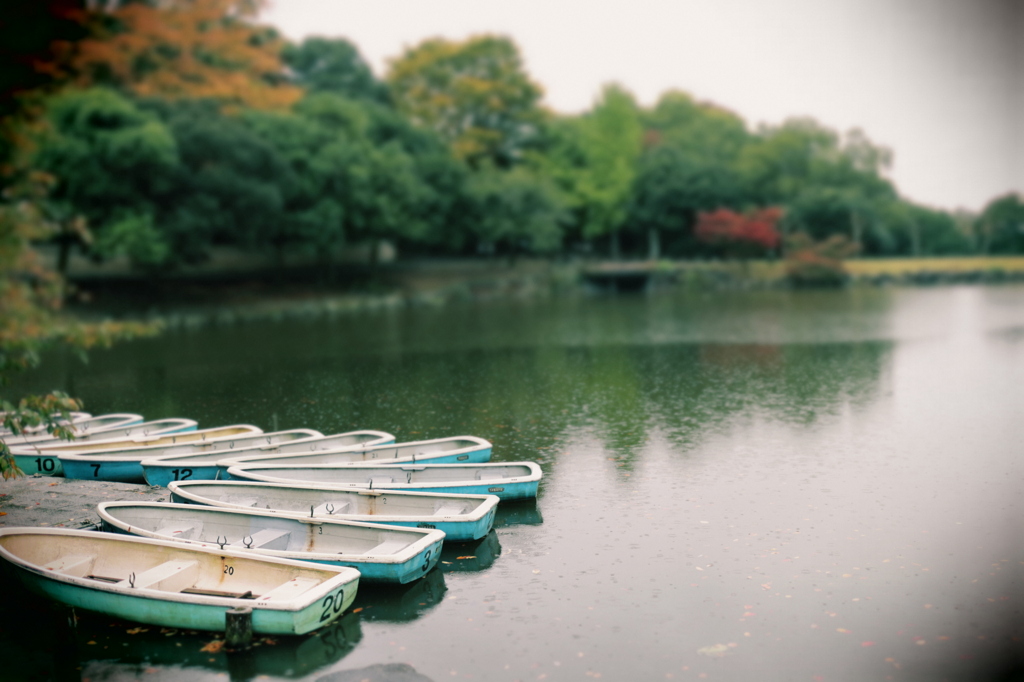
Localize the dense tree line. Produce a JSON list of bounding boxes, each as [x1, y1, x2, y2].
[[4, 0, 1022, 278]]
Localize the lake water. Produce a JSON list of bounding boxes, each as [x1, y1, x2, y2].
[[2, 284, 1022, 682]]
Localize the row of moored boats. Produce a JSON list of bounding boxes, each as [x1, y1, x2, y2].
[[0, 412, 542, 635]]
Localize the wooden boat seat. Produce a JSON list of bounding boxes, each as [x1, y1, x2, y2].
[[231, 528, 291, 551], [312, 502, 350, 515], [366, 539, 409, 555], [125, 560, 199, 592], [258, 577, 320, 601], [434, 503, 467, 516], [42, 554, 95, 577]]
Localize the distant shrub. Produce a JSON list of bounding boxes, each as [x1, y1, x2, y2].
[[784, 232, 859, 287]]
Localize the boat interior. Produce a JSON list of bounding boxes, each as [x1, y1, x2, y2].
[[8, 534, 334, 601]]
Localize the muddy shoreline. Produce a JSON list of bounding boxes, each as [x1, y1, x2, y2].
[[0, 476, 168, 530]]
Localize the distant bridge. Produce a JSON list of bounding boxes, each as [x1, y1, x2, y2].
[[580, 261, 670, 292]]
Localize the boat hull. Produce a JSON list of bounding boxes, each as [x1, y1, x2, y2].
[[9, 563, 356, 634], [225, 463, 543, 501], [168, 482, 499, 542], [12, 416, 199, 477], [57, 426, 265, 482]]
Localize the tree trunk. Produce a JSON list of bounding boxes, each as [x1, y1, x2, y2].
[[850, 210, 863, 248], [369, 238, 380, 269], [909, 220, 921, 256], [609, 230, 621, 260], [56, 238, 70, 277], [647, 228, 661, 260]]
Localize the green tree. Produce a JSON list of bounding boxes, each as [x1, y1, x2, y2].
[[540, 85, 642, 258], [629, 91, 749, 258], [30, 87, 179, 271], [141, 97, 288, 264], [628, 145, 741, 258], [386, 35, 544, 168], [282, 37, 389, 103], [739, 118, 899, 254], [642, 90, 749, 161], [977, 193, 1024, 254], [464, 165, 567, 256]]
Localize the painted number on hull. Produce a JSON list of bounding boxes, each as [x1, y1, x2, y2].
[[91, 464, 101, 477], [34, 458, 55, 473], [171, 468, 193, 481], [319, 588, 346, 622], [223, 565, 234, 575]]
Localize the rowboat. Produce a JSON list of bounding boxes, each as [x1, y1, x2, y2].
[[0, 411, 91, 437], [9, 418, 199, 476], [7, 418, 196, 451], [1, 413, 144, 447], [97, 502, 444, 584], [139, 430, 395, 487], [218, 429, 395, 455], [29, 423, 265, 456], [56, 425, 265, 482], [225, 462, 543, 501], [167, 480, 499, 542], [0, 527, 359, 635], [220, 435, 492, 472]]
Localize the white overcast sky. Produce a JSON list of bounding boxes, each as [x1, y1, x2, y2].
[[261, 0, 1023, 213]]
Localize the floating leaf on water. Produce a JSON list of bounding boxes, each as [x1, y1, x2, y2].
[[457, 556, 476, 560], [200, 640, 225, 653], [698, 644, 730, 657]]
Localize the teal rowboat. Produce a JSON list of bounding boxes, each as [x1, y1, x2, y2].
[[56, 424, 265, 482], [0, 413, 142, 446], [219, 435, 492, 473], [0, 527, 359, 635], [225, 462, 543, 501], [167, 480, 499, 542], [98, 501, 445, 584], [140, 430, 394, 487], [0, 411, 91, 437], [8, 418, 199, 476]]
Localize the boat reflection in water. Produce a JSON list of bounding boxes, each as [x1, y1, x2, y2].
[[353, 566, 448, 623], [75, 610, 362, 681], [493, 498, 543, 528], [318, 662, 435, 682], [439, 530, 502, 573]]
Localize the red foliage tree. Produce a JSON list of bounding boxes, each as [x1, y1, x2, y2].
[[71, 0, 300, 110], [694, 207, 782, 257]]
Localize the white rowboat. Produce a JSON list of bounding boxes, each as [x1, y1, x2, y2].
[[0, 527, 360, 635]]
